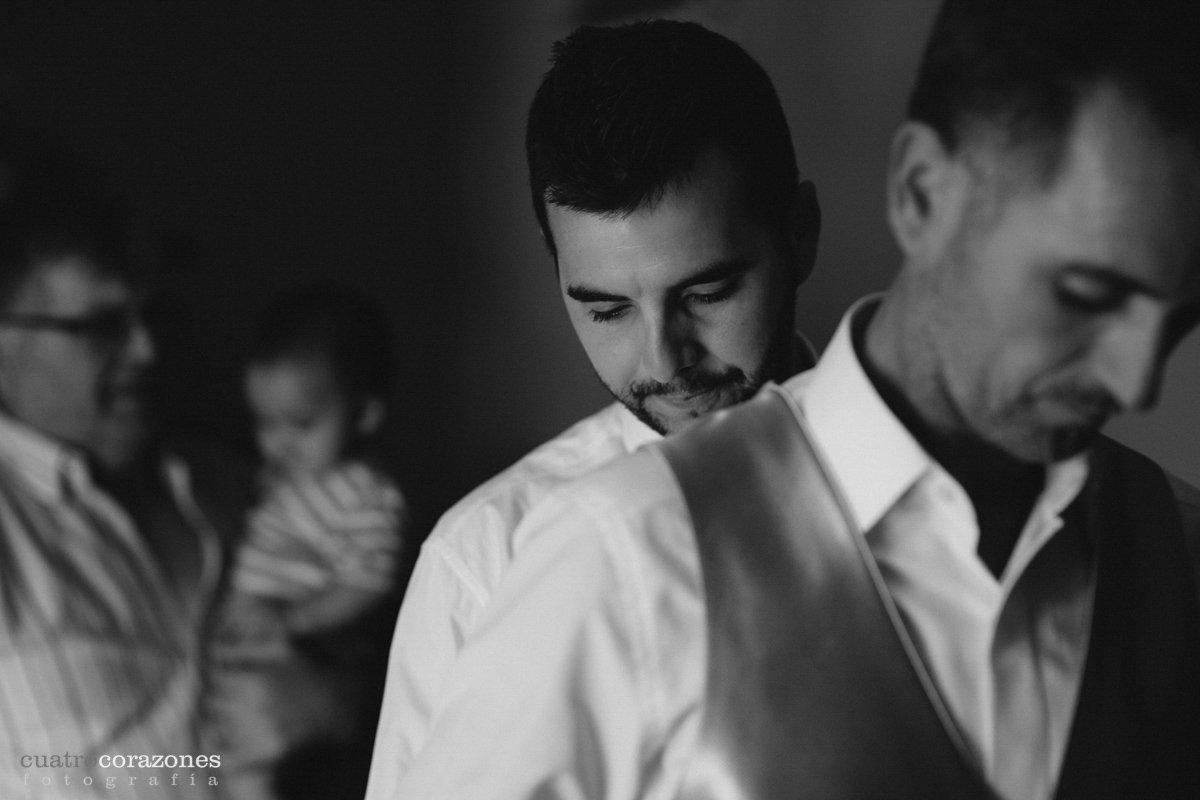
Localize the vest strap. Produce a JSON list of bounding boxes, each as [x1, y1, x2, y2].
[[664, 386, 995, 799]]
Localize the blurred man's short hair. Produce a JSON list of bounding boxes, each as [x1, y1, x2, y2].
[[908, 0, 1200, 180], [0, 148, 150, 308]]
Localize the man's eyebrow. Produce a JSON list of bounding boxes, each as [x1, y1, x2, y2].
[[565, 258, 752, 304], [566, 285, 627, 304]]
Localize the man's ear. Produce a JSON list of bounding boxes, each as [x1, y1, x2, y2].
[[356, 397, 385, 437], [886, 121, 965, 263], [786, 180, 820, 286]]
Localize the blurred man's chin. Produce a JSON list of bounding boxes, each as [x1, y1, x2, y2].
[[991, 422, 1101, 465], [94, 395, 151, 471], [1044, 424, 1104, 462]]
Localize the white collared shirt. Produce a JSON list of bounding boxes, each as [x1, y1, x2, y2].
[[392, 305, 1092, 799], [799, 298, 1092, 798], [0, 413, 225, 798], [365, 402, 659, 798]]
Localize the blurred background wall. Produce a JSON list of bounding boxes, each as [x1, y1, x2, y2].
[[3, 0, 1197, 535]]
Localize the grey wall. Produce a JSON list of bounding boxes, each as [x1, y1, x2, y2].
[[3, 0, 1197, 533]]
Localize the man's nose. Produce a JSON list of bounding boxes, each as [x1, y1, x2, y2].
[[123, 317, 156, 366], [1092, 310, 1165, 413], [641, 312, 699, 384]]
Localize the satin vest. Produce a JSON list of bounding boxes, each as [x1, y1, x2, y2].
[[661, 385, 1200, 799]]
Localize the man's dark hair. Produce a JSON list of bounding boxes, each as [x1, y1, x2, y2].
[[246, 284, 395, 407], [526, 20, 799, 260], [0, 148, 151, 310], [908, 0, 1200, 176]]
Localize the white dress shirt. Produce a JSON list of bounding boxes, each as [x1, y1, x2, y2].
[[0, 413, 226, 799], [393, 300, 1096, 800], [365, 402, 658, 798]]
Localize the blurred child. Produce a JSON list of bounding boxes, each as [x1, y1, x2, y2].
[[211, 285, 408, 800]]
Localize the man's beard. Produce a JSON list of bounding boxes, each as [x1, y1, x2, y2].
[[615, 366, 760, 435], [605, 326, 793, 435], [1000, 383, 1120, 462]]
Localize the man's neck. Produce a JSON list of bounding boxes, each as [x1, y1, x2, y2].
[[857, 298, 1041, 578], [789, 332, 818, 375]]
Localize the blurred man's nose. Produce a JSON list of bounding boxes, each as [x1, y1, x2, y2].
[[123, 316, 156, 366], [1092, 309, 1165, 413], [641, 312, 699, 384]]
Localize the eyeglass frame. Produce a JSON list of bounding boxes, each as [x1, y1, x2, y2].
[[0, 305, 148, 346]]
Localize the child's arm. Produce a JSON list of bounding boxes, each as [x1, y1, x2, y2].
[[285, 582, 386, 635], [279, 463, 408, 635]]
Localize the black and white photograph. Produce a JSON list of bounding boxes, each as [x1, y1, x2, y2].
[[2, 1, 1199, 798]]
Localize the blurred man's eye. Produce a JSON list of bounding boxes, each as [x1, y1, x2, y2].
[[1054, 271, 1127, 313]]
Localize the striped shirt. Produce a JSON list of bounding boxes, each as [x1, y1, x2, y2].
[[0, 413, 226, 799], [235, 461, 405, 603]]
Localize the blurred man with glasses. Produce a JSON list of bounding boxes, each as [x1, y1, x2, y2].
[[0, 154, 245, 797]]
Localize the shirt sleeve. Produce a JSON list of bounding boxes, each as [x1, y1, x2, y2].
[[364, 536, 486, 798], [392, 461, 684, 800]]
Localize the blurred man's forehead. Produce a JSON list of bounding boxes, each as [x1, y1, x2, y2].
[[1057, 88, 1200, 287], [9, 255, 134, 314], [958, 84, 1200, 293]]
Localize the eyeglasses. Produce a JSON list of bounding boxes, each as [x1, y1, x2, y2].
[[0, 307, 145, 345]]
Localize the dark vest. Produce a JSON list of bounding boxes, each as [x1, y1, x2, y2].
[[661, 386, 1200, 800]]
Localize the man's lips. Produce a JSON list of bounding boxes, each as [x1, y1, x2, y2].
[[646, 388, 729, 413], [108, 370, 152, 395], [1034, 395, 1115, 428]]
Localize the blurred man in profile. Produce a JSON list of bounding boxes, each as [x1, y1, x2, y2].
[[365, 20, 820, 795], [389, 1, 1200, 798], [0, 153, 245, 797]]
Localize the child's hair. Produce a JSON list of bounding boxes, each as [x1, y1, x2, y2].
[[246, 283, 395, 413]]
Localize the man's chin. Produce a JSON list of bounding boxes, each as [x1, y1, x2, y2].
[[1045, 424, 1104, 462], [992, 422, 1103, 464], [1014, 393, 1115, 461], [626, 388, 750, 436], [631, 407, 695, 437], [94, 394, 152, 471]]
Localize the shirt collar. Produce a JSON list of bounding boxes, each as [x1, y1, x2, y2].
[[785, 296, 1089, 533], [785, 296, 930, 532], [0, 411, 89, 501]]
